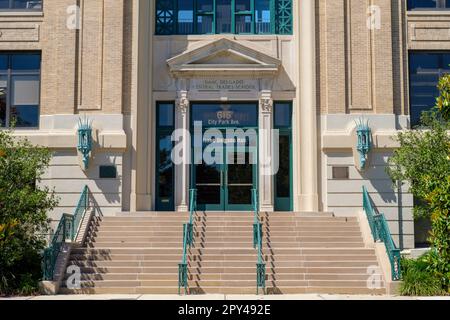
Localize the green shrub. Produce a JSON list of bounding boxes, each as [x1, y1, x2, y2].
[[0, 129, 58, 296], [400, 255, 446, 296]]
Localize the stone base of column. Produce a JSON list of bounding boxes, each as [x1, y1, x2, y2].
[[297, 194, 319, 212], [176, 205, 189, 212], [260, 205, 275, 212], [130, 193, 152, 212]]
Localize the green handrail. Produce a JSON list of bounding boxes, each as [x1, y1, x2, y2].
[[42, 213, 73, 280], [178, 189, 197, 294], [42, 185, 95, 281], [252, 189, 266, 295], [72, 185, 89, 240], [362, 186, 402, 281]]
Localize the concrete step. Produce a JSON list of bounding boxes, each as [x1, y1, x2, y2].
[[94, 230, 363, 237], [99, 221, 358, 227], [73, 266, 378, 275], [67, 272, 382, 282], [70, 253, 377, 262], [91, 235, 364, 243], [71, 247, 376, 255]]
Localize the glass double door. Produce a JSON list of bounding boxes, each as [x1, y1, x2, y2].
[[193, 130, 257, 211]]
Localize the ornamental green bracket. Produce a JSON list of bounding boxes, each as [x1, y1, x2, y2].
[[355, 118, 372, 170], [77, 116, 93, 170]]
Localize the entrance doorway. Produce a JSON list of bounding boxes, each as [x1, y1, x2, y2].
[[191, 103, 258, 211]]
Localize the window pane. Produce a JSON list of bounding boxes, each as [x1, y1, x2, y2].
[[0, 76, 6, 127], [158, 103, 174, 126], [216, 0, 231, 33], [0, 55, 7, 72], [197, 15, 213, 34], [177, 0, 193, 34], [275, 103, 292, 127], [408, 0, 450, 9], [12, 75, 40, 106], [256, 0, 271, 34], [409, 52, 450, 127], [236, 15, 252, 34], [236, 0, 251, 12], [10, 105, 39, 127], [12, 0, 42, 9], [197, 0, 213, 12], [11, 54, 41, 71]]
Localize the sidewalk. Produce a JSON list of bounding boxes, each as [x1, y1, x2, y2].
[[2, 294, 449, 300]]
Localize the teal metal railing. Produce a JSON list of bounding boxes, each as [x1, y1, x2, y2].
[[178, 189, 197, 295], [362, 186, 402, 281], [72, 185, 89, 240], [252, 189, 266, 295], [42, 185, 99, 281], [42, 213, 73, 280]]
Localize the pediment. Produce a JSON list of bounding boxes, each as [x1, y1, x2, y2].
[[167, 38, 281, 77]]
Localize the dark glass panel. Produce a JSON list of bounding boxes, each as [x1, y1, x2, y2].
[[10, 105, 39, 127], [197, 15, 213, 34], [274, 102, 292, 127], [197, 0, 213, 12], [197, 185, 221, 205], [235, 0, 251, 11], [216, 0, 231, 33], [235, 15, 252, 34], [228, 186, 252, 205], [157, 133, 174, 203], [177, 0, 194, 34], [255, 0, 271, 34], [191, 103, 258, 127], [158, 103, 174, 126], [11, 54, 41, 71], [409, 52, 450, 127], [276, 135, 290, 198]]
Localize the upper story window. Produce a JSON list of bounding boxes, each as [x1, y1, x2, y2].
[[0, 52, 41, 129], [0, 0, 43, 10], [409, 52, 450, 127], [156, 0, 292, 35], [407, 0, 450, 10]]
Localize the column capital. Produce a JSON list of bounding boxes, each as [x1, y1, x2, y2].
[[176, 90, 189, 114], [259, 90, 273, 113]]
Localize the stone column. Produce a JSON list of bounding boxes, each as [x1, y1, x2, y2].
[[175, 89, 190, 212], [130, 0, 152, 211], [298, 0, 319, 212], [258, 90, 275, 212]]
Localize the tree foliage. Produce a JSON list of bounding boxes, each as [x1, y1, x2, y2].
[[0, 129, 58, 296], [387, 74, 450, 294]]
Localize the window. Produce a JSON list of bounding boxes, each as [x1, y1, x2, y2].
[[155, 102, 175, 211], [407, 0, 450, 10], [0, 0, 42, 10], [409, 52, 450, 127], [0, 52, 41, 128], [155, 0, 292, 35]]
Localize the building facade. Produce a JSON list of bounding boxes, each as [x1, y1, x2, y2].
[[3, 0, 449, 251]]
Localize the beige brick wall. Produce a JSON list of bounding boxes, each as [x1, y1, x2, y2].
[[4, 1, 450, 119], [317, 0, 407, 116]]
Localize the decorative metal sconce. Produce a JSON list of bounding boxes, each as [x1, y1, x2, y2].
[[355, 118, 372, 170], [77, 116, 93, 170]]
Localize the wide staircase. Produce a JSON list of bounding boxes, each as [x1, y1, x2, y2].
[[60, 211, 386, 295]]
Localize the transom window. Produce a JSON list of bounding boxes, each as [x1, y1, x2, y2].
[[0, 52, 41, 129], [156, 0, 292, 35], [407, 0, 450, 10], [0, 0, 43, 10]]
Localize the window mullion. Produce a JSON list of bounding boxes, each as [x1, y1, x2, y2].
[[231, 0, 236, 34], [251, 0, 255, 34], [6, 56, 10, 128], [213, 0, 216, 34]]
